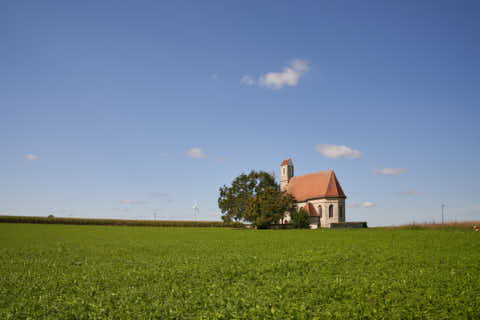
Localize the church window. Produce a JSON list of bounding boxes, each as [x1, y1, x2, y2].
[[329, 205, 333, 218], [339, 205, 344, 219], [318, 205, 322, 218], [283, 168, 285, 175]]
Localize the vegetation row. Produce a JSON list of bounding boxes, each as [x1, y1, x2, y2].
[[0, 215, 245, 228], [385, 221, 480, 231]]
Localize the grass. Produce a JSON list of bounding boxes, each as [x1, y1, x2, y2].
[[0, 224, 479, 319]]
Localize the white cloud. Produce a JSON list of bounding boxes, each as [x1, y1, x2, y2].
[[241, 59, 309, 89], [372, 168, 406, 175], [240, 75, 256, 86], [187, 147, 206, 159], [362, 201, 375, 208], [259, 59, 309, 89], [349, 201, 375, 208], [315, 144, 362, 159], [120, 200, 148, 205], [26, 153, 38, 160]]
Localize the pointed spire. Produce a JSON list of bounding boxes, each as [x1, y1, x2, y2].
[[280, 158, 292, 166]]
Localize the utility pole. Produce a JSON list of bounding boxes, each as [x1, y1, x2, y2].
[[441, 204, 445, 224]]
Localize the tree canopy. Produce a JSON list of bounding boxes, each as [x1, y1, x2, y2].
[[218, 170, 296, 228]]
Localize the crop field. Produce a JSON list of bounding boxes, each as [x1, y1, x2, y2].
[[1, 224, 479, 319], [0, 215, 244, 228]]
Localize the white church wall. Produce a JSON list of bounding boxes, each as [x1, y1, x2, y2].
[[282, 198, 346, 228]]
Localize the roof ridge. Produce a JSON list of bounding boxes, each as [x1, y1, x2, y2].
[[290, 170, 331, 179], [325, 170, 334, 195]]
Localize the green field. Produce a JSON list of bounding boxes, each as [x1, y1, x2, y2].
[[1, 224, 479, 319]]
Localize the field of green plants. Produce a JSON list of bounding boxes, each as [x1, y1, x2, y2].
[[1, 224, 479, 319], [0, 215, 244, 228]]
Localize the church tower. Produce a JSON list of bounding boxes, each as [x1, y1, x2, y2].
[[280, 158, 294, 191]]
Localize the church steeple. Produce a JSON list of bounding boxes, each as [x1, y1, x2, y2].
[[280, 158, 294, 191]]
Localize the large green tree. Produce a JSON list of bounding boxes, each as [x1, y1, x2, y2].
[[245, 186, 297, 229], [218, 170, 296, 228]]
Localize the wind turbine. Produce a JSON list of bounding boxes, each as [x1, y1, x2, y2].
[[193, 201, 200, 221]]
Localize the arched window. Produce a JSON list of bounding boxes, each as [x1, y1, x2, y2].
[[318, 205, 322, 218], [329, 205, 333, 218], [339, 205, 344, 220]]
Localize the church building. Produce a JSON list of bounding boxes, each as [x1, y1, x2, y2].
[[280, 158, 346, 229]]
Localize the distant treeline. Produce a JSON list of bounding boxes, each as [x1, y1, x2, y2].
[[0, 215, 245, 228], [384, 221, 480, 231]]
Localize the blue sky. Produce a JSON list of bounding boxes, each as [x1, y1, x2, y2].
[[2, 0, 479, 226]]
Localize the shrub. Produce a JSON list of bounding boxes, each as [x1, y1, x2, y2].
[[290, 208, 310, 229]]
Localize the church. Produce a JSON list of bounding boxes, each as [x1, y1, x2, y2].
[[280, 158, 347, 229]]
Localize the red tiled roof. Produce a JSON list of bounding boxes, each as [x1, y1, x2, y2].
[[303, 202, 319, 217], [286, 170, 346, 201], [280, 158, 292, 166]]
